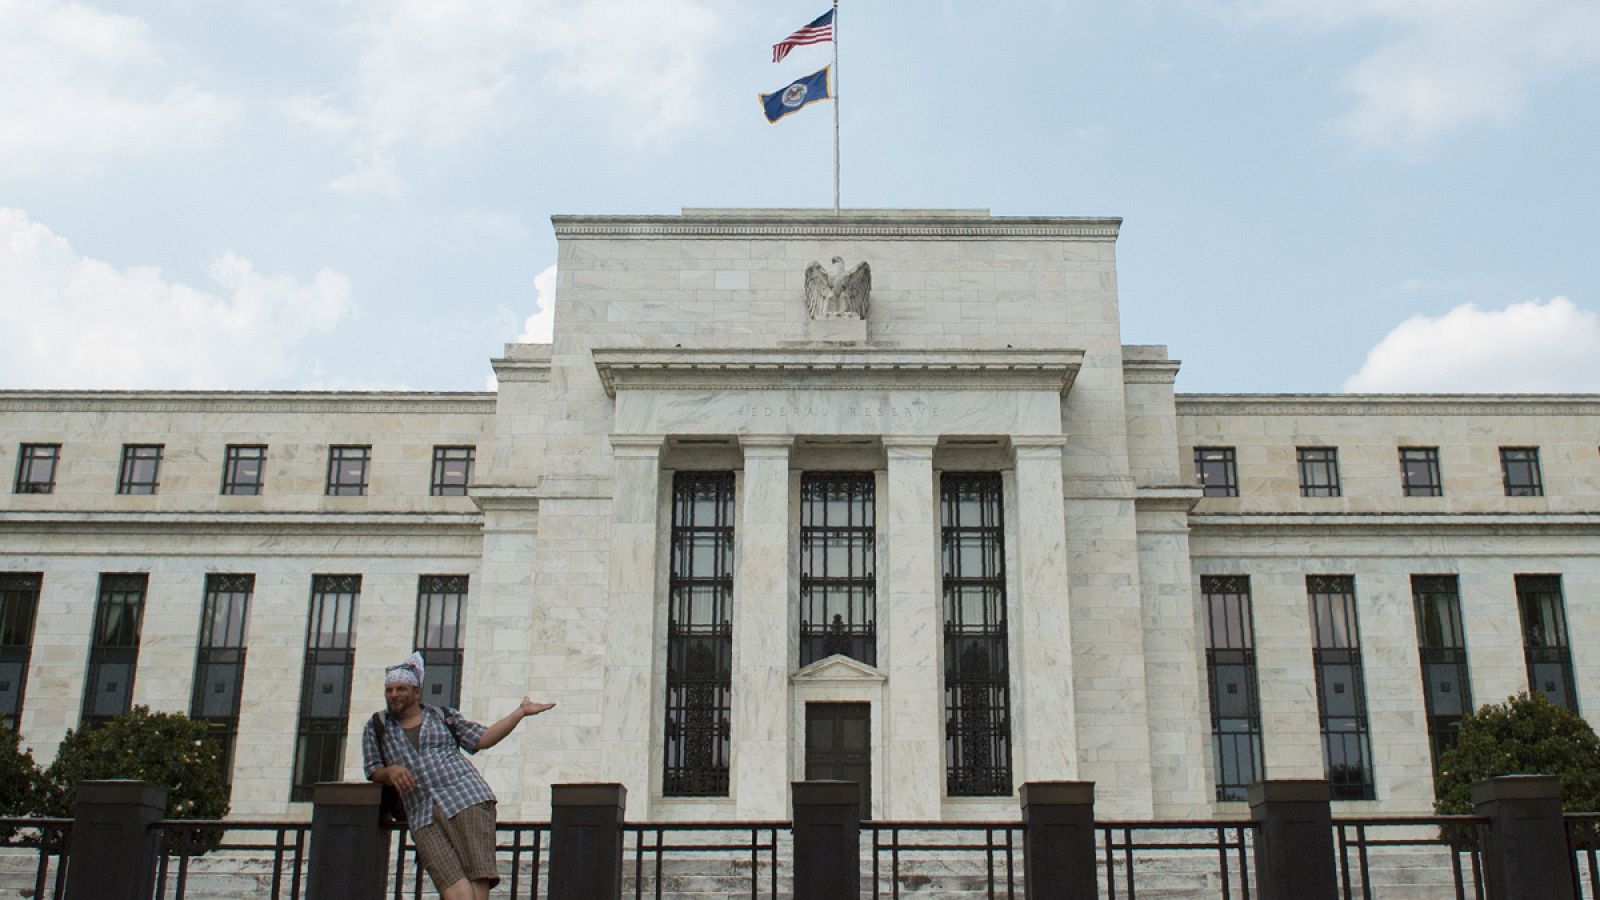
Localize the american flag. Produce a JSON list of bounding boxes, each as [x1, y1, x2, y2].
[[772, 9, 834, 63]]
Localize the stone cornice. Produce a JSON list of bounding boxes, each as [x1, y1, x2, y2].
[[591, 347, 1084, 397], [0, 510, 483, 533], [1123, 359, 1182, 385], [552, 212, 1121, 241], [1135, 486, 1203, 512], [1189, 511, 1600, 536], [0, 391, 495, 415], [469, 485, 540, 513], [1177, 394, 1600, 417]]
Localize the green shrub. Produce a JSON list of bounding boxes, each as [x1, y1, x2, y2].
[[0, 724, 41, 820], [40, 707, 228, 821], [1435, 692, 1600, 815]]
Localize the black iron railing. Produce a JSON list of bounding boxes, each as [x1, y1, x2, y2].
[[1332, 816, 1489, 900], [151, 819, 310, 900], [1569, 813, 1600, 899], [865, 821, 1021, 900], [622, 821, 787, 900], [0, 816, 70, 899], [389, 821, 550, 899], [1098, 820, 1255, 900]]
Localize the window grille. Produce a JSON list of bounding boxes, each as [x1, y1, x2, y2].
[[415, 575, 467, 708], [1499, 447, 1543, 497], [1194, 447, 1239, 497], [221, 445, 267, 495], [1203, 575, 1264, 801], [663, 472, 734, 796], [290, 575, 359, 801], [117, 445, 162, 495], [325, 446, 371, 496], [1297, 447, 1341, 498], [430, 447, 475, 496], [81, 573, 149, 729], [1308, 575, 1375, 800], [191, 574, 253, 791], [940, 472, 1013, 797], [799, 472, 876, 667], [0, 573, 42, 730], [1411, 575, 1472, 776], [1516, 574, 1578, 713], [14, 444, 59, 494], [1399, 447, 1443, 497]]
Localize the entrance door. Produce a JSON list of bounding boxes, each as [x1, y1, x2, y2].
[[804, 702, 871, 818]]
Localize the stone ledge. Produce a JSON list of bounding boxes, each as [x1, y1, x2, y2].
[[1177, 393, 1600, 416], [553, 211, 1121, 241]]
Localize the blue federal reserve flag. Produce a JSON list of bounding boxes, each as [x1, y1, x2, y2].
[[760, 66, 831, 124]]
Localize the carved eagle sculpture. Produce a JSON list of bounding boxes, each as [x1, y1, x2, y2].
[[804, 257, 871, 320]]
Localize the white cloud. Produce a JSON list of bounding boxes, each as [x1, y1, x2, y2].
[[0, 208, 354, 389], [279, 0, 730, 195], [1343, 297, 1600, 392], [0, 0, 237, 177], [1220, 0, 1600, 146], [516, 264, 557, 344]]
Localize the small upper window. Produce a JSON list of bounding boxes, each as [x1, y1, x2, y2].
[[14, 444, 60, 494], [117, 445, 163, 495], [1195, 447, 1239, 497], [1297, 447, 1341, 498], [221, 445, 267, 496], [1499, 447, 1543, 497], [430, 446, 475, 497], [1399, 447, 1442, 497], [325, 445, 371, 496]]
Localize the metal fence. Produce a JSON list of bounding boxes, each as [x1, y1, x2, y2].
[[1332, 816, 1489, 900], [1098, 820, 1255, 900], [152, 820, 311, 900], [864, 821, 1022, 899], [1572, 813, 1600, 900], [0, 816, 70, 899], [623, 821, 788, 900]]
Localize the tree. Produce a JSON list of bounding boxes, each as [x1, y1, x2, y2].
[[39, 707, 228, 821], [0, 724, 42, 821], [1435, 692, 1600, 815]]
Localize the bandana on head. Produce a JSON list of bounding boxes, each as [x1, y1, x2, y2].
[[385, 651, 425, 688]]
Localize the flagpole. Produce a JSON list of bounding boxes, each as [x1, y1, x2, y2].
[[832, 0, 840, 215]]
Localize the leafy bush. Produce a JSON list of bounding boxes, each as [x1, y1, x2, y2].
[[39, 707, 228, 821], [1435, 692, 1600, 815], [0, 724, 41, 821]]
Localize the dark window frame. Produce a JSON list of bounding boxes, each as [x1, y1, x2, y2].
[[1203, 575, 1265, 801], [1308, 575, 1376, 800], [1297, 447, 1342, 498], [191, 574, 253, 792], [221, 445, 267, 495], [117, 444, 163, 495], [429, 446, 476, 497], [0, 573, 43, 730], [290, 574, 360, 802], [940, 472, 1013, 797], [14, 444, 60, 494], [799, 472, 877, 667], [81, 573, 149, 729], [325, 445, 371, 496], [1399, 447, 1443, 497], [663, 472, 735, 796], [1499, 447, 1544, 497], [1195, 447, 1239, 498], [1515, 574, 1578, 713], [415, 574, 468, 709], [1411, 575, 1472, 777]]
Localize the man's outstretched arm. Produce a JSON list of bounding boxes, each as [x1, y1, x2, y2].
[[476, 696, 556, 750]]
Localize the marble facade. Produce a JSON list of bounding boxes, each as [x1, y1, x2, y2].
[[0, 209, 1595, 823]]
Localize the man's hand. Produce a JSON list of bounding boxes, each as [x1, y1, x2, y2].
[[519, 696, 556, 718], [379, 765, 417, 793]]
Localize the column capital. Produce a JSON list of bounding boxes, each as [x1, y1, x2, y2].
[[1011, 435, 1068, 460], [738, 434, 794, 456], [608, 433, 666, 458], [883, 435, 939, 458]]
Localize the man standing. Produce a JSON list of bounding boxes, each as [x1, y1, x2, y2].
[[363, 652, 554, 900]]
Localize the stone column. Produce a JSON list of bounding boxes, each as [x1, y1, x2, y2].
[[1010, 436, 1078, 782], [792, 781, 863, 899], [597, 435, 665, 812], [733, 435, 793, 818], [1472, 775, 1577, 900], [548, 783, 628, 900], [1248, 780, 1337, 900], [64, 780, 167, 900], [307, 782, 389, 900], [882, 436, 943, 819], [1019, 781, 1097, 900]]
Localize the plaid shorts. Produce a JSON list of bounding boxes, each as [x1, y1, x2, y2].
[[412, 801, 499, 893]]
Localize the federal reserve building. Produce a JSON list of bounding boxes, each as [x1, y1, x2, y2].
[[1, 208, 1595, 825]]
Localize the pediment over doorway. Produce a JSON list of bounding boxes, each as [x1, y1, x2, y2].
[[790, 654, 887, 684]]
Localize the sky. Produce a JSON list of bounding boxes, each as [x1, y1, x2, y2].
[[1, 0, 1597, 394]]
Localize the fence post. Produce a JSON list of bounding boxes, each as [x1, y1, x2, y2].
[[1019, 781, 1096, 900], [64, 779, 167, 900], [307, 782, 389, 900], [548, 783, 627, 900], [1248, 780, 1337, 900], [1471, 774, 1576, 900], [792, 781, 862, 900]]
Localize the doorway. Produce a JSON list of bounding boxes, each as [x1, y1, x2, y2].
[[804, 702, 871, 818]]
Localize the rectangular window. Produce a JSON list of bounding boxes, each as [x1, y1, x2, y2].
[[81, 573, 149, 729], [1195, 447, 1239, 497], [1500, 447, 1543, 497], [1308, 575, 1375, 800], [0, 574, 42, 730], [1412, 575, 1472, 776], [1203, 575, 1265, 801], [290, 575, 359, 802], [191, 574, 253, 791], [940, 472, 1013, 797], [117, 445, 163, 495], [663, 472, 735, 796], [1297, 447, 1341, 498], [415, 575, 467, 708], [14, 444, 60, 494], [1399, 447, 1442, 497], [430, 446, 475, 497], [325, 446, 370, 496], [799, 472, 876, 667], [1516, 575, 1578, 713], [221, 445, 267, 495]]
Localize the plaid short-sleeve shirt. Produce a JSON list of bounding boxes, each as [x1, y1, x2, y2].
[[362, 706, 494, 829]]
